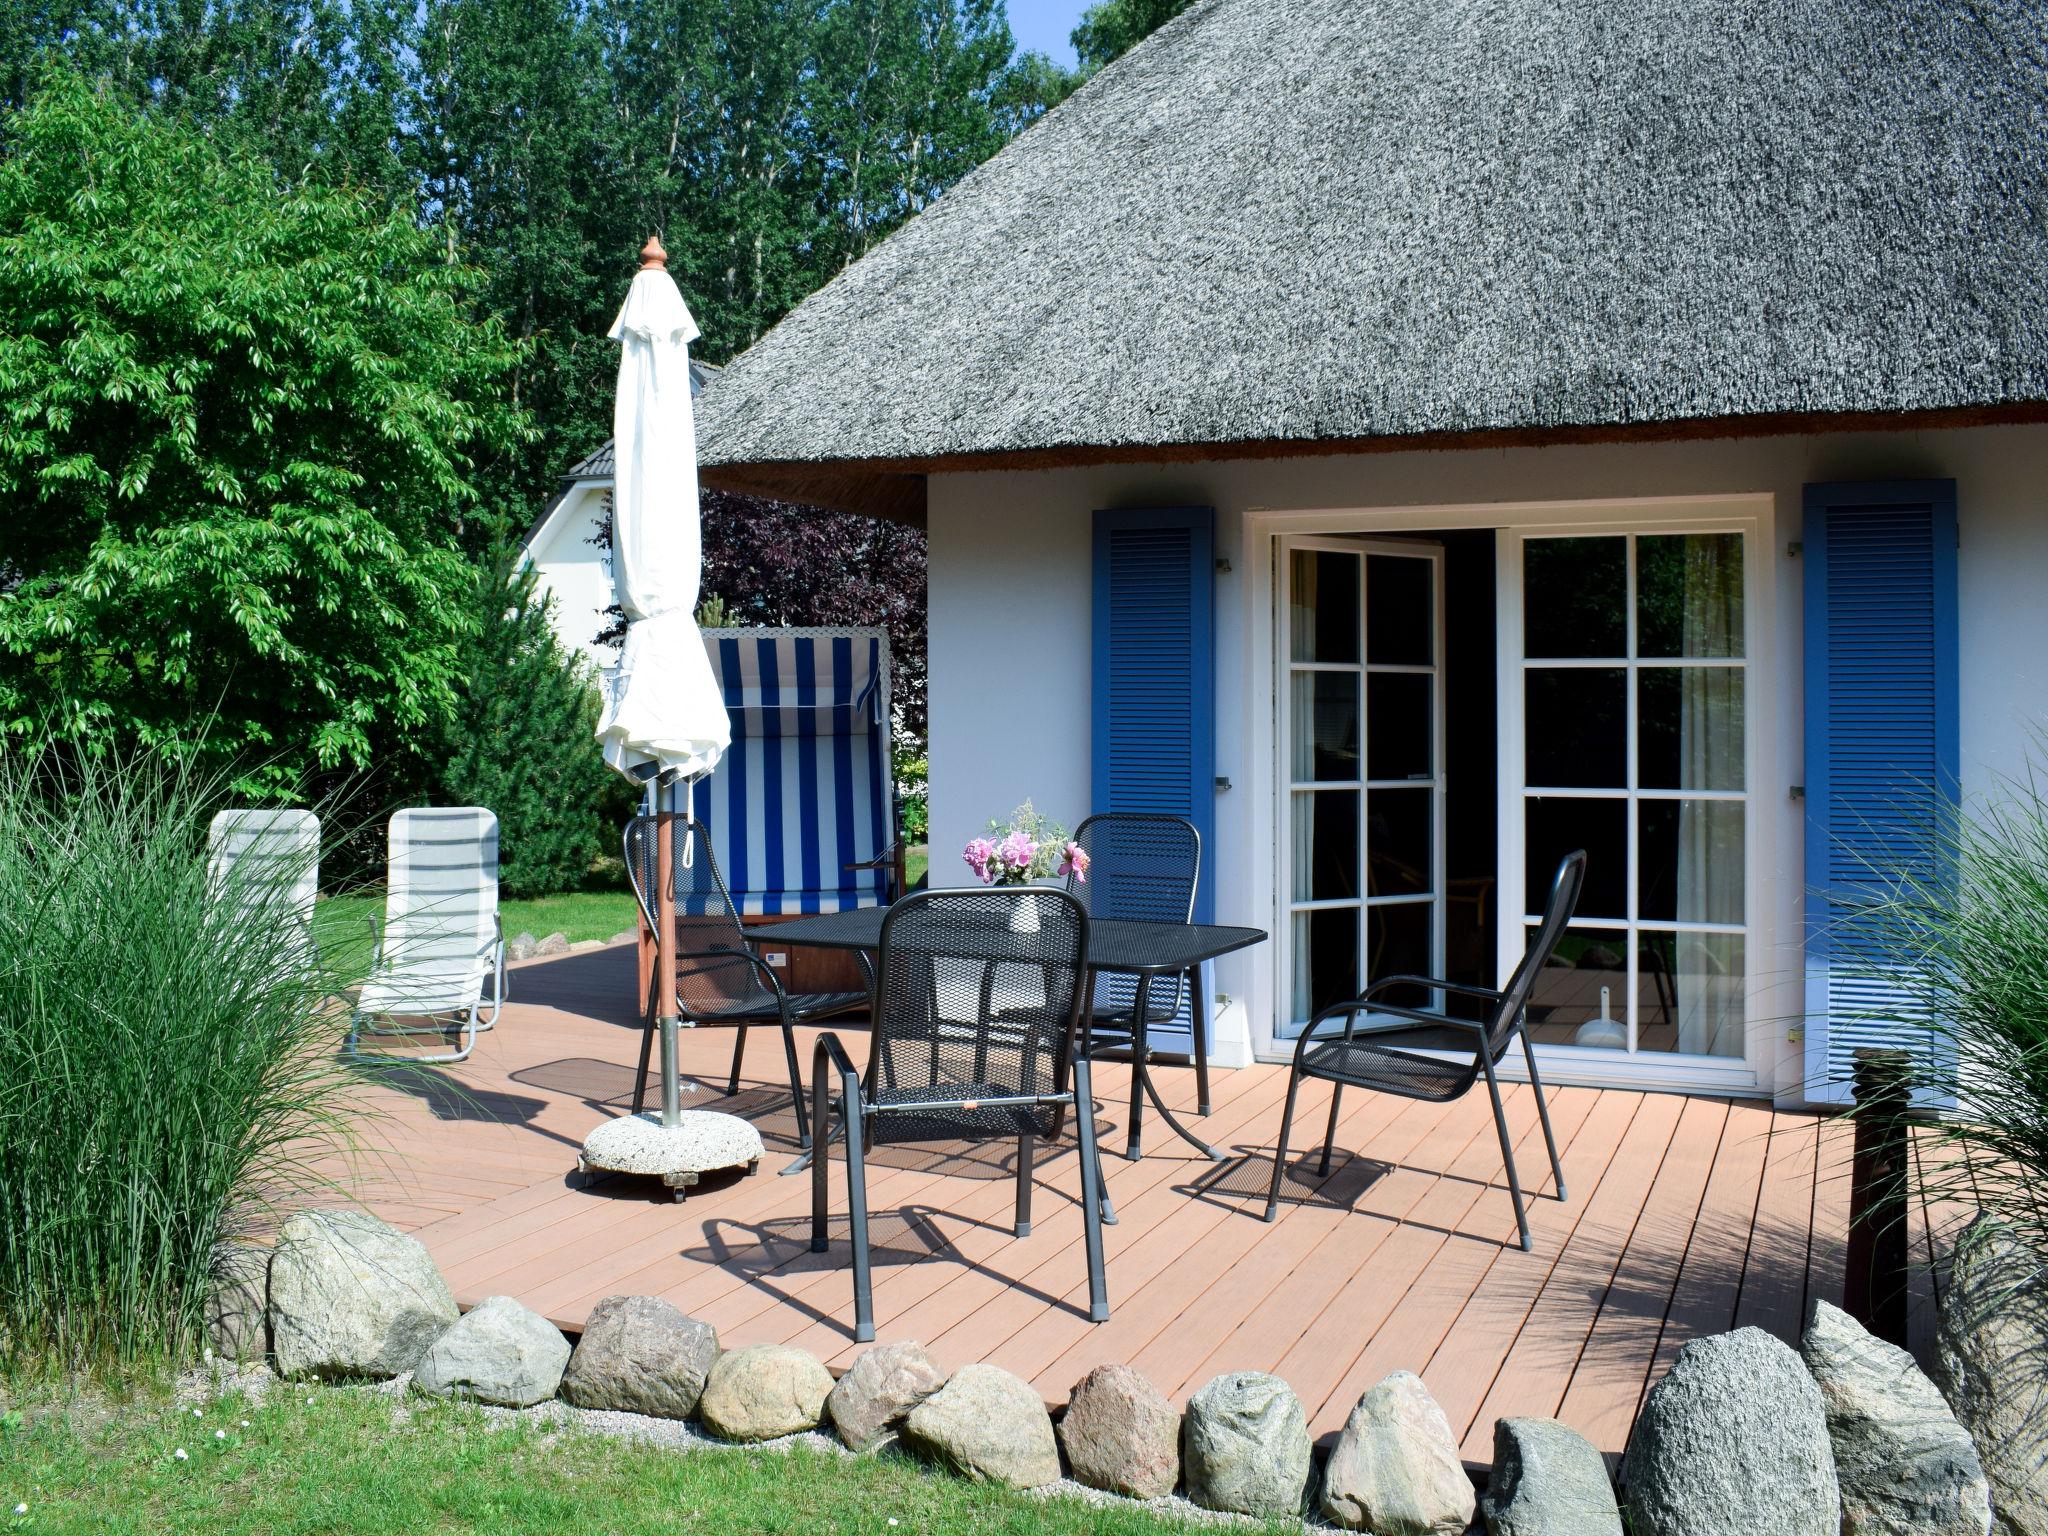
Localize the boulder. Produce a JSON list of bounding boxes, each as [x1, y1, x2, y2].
[[902, 1362, 1059, 1490], [412, 1295, 570, 1408], [1621, 1327, 1839, 1536], [608, 931, 638, 947], [559, 1295, 719, 1420], [1803, 1299, 1991, 1536], [205, 1239, 270, 1362], [827, 1341, 947, 1453], [1321, 1371, 1474, 1535], [697, 1344, 834, 1442], [1181, 1371, 1312, 1518], [1932, 1216, 2048, 1536], [533, 931, 570, 958], [1058, 1363, 1181, 1499], [507, 932, 537, 961], [1481, 1417, 1623, 1536], [569, 939, 606, 954], [268, 1208, 458, 1380]]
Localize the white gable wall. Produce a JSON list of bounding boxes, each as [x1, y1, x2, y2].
[[925, 423, 2048, 1101], [520, 480, 617, 671]]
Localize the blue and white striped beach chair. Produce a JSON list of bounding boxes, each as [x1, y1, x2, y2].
[[685, 627, 903, 917]]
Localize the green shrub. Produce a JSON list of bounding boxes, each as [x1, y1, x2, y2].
[[0, 750, 359, 1373], [1838, 767, 2048, 1255], [0, 73, 529, 797], [434, 557, 634, 899]]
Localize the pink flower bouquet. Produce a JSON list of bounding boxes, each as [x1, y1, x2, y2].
[[963, 802, 1088, 886]]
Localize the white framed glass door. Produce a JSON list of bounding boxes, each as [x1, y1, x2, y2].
[[1276, 538, 1447, 1036], [1501, 528, 1753, 1066]]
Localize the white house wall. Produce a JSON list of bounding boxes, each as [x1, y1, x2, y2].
[[925, 423, 2048, 1101], [522, 481, 617, 671]]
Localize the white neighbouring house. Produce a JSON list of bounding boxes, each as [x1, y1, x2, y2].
[[692, 0, 2048, 1105], [518, 360, 721, 670]]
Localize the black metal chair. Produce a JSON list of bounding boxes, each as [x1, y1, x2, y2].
[[809, 887, 1110, 1343], [1263, 850, 1586, 1251], [1065, 812, 1211, 1114], [623, 813, 867, 1146]]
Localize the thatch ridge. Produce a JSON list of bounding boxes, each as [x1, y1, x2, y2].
[[693, 0, 2048, 509]]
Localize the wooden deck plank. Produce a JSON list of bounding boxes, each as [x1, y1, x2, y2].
[[1171, 1081, 1597, 1433], [775, 1063, 1293, 1368], [1730, 1112, 1819, 1344], [1636, 1100, 1776, 1407], [1430, 1093, 1681, 1458], [293, 952, 1847, 1464], [1392, 1097, 1646, 1458], [1518, 1094, 1726, 1454]]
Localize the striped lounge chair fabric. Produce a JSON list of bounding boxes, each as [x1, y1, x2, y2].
[[349, 806, 506, 1064], [686, 627, 897, 917], [207, 808, 321, 978]]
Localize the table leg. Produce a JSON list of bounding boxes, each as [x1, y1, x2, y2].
[[1124, 974, 1149, 1160], [1125, 972, 1224, 1163]]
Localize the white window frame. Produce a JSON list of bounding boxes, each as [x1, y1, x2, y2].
[[1498, 520, 1762, 1093], [1243, 494, 1774, 1095], [1274, 536, 1448, 1038]]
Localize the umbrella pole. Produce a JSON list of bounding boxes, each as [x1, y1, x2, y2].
[[657, 776, 682, 1128]]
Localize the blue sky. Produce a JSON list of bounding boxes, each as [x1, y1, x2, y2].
[[1006, 0, 1091, 67]]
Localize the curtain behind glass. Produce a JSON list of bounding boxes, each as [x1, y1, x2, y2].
[[1675, 536, 1743, 1055]]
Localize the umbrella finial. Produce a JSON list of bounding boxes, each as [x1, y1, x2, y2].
[[639, 235, 667, 271]]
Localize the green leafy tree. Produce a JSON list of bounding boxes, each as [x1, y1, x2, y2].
[[0, 74, 530, 794], [1070, 0, 1190, 72], [435, 557, 629, 898]]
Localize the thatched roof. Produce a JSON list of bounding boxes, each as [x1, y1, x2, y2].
[[695, 0, 2048, 521]]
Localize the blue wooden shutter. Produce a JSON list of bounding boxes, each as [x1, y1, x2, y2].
[[1092, 507, 1216, 910], [1092, 506, 1216, 1049], [1802, 480, 1959, 1105]]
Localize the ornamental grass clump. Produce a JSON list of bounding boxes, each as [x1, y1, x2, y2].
[[0, 751, 360, 1374], [1835, 766, 2048, 1256]]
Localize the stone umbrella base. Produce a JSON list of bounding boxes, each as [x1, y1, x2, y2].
[[578, 1110, 765, 1200]]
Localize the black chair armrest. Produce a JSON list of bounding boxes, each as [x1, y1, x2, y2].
[[1364, 974, 1504, 1006], [1341, 1005, 1489, 1040], [813, 1030, 860, 1083], [672, 945, 793, 1013]]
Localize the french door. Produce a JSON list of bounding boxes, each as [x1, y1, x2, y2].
[[1276, 538, 1447, 1037], [1501, 526, 1754, 1068]]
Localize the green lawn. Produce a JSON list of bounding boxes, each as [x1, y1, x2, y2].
[[0, 1385, 1256, 1535], [314, 846, 930, 968]]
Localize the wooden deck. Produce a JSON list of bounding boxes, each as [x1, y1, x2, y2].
[[319, 942, 1859, 1464]]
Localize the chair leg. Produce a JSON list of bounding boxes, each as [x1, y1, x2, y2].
[[1015, 1131, 1034, 1236], [726, 1026, 748, 1097], [1519, 1025, 1567, 1201], [1073, 1058, 1109, 1323], [1482, 1054, 1532, 1252], [779, 1023, 810, 1149], [1318, 1082, 1345, 1177], [1264, 1069, 1304, 1223], [845, 1110, 873, 1343], [810, 1070, 834, 1252], [633, 969, 660, 1116], [1190, 965, 1212, 1117]]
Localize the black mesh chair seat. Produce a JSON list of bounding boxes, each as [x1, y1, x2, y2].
[[809, 887, 1111, 1343], [625, 813, 867, 1146], [1264, 851, 1588, 1252], [1296, 1036, 1477, 1103], [695, 989, 868, 1025]]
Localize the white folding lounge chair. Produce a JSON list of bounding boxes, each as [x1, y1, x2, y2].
[[207, 808, 321, 981], [348, 807, 506, 1063]]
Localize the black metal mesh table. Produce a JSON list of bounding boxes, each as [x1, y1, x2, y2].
[[765, 905, 1266, 1161]]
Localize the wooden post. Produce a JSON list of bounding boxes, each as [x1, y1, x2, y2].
[[656, 789, 682, 1128], [1845, 1046, 1912, 1346]]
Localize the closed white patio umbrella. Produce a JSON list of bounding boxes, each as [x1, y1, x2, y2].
[[594, 235, 731, 1131]]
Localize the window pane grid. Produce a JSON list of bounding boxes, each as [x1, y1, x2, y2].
[[1519, 531, 1748, 1059]]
